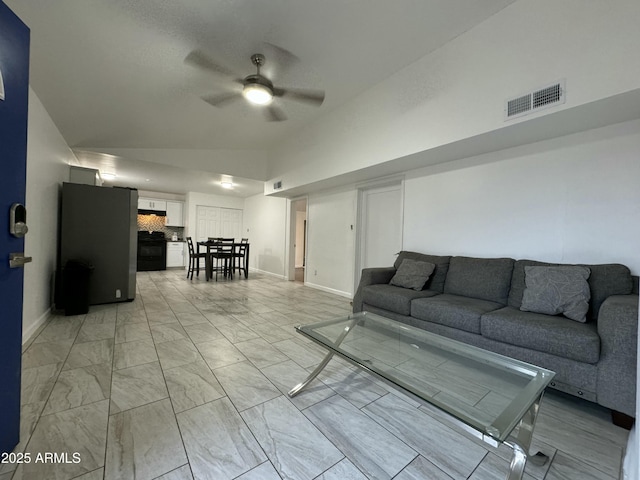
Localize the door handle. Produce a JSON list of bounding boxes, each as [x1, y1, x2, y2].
[[9, 252, 32, 268]]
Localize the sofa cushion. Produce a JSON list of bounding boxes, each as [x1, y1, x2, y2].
[[443, 256, 515, 304], [520, 266, 591, 322], [508, 260, 633, 321], [481, 307, 600, 363], [411, 294, 503, 334], [394, 252, 451, 293], [390, 259, 436, 291], [362, 284, 438, 316]]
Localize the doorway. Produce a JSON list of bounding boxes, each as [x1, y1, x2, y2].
[[289, 198, 307, 283]]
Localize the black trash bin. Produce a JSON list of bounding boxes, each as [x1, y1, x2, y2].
[[62, 260, 94, 316]]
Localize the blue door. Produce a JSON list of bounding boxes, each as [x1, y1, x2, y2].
[[0, 1, 30, 454]]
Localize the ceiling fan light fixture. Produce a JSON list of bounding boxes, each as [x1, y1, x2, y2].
[[243, 82, 273, 105]]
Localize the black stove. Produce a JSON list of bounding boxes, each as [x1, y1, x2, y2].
[[137, 231, 166, 271]]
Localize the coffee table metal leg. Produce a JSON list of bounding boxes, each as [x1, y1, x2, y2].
[[288, 352, 334, 397], [289, 316, 360, 397], [505, 393, 548, 480]]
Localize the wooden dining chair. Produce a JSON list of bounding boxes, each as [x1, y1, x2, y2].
[[233, 238, 248, 277], [209, 239, 234, 281], [186, 237, 207, 280]]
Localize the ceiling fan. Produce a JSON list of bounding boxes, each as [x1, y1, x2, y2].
[[185, 49, 325, 122]]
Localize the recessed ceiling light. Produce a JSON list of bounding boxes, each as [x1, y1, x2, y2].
[[221, 181, 234, 189], [145, 178, 151, 182], [101, 172, 116, 181]]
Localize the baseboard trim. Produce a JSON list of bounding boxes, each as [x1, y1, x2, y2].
[[248, 267, 286, 280], [303, 282, 352, 299], [22, 310, 51, 347]]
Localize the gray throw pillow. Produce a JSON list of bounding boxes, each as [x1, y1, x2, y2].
[[390, 259, 436, 291], [520, 266, 591, 322]]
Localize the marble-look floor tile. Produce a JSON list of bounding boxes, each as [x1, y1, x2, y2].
[[177, 397, 267, 479], [363, 393, 487, 479], [164, 358, 225, 413], [105, 399, 188, 480], [0, 402, 45, 475], [469, 453, 536, 480], [21, 362, 62, 405], [534, 407, 622, 478], [261, 360, 335, 410], [156, 338, 202, 370], [183, 322, 223, 344], [13, 400, 109, 480], [197, 337, 247, 370], [315, 458, 368, 480], [545, 451, 617, 480], [113, 338, 158, 370], [242, 396, 344, 480], [155, 465, 194, 480], [43, 363, 111, 415], [235, 461, 281, 480], [272, 338, 327, 369], [305, 395, 417, 480], [151, 322, 190, 343], [21, 340, 73, 369], [316, 358, 387, 409], [33, 317, 83, 344], [116, 310, 149, 325], [63, 338, 114, 370], [115, 322, 152, 344], [110, 361, 168, 414], [235, 338, 290, 369], [214, 361, 281, 411], [216, 322, 261, 344], [247, 321, 294, 344], [71, 467, 104, 480], [175, 311, 209, 326], [75, 320, 116, 343], [146, 310, 179, 325]]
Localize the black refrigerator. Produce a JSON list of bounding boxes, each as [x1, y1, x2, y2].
[[58, 183, 138, 306]]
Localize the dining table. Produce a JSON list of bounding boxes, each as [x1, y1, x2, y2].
[[196, 240, 250, 281]]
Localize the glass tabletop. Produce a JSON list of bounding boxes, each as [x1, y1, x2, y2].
[[295, 311, 555, 443]]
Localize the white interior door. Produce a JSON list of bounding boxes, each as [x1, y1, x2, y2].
[[196, 205, 220, 241]]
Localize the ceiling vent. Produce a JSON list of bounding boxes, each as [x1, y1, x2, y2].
[[505, 80, 565, 121]]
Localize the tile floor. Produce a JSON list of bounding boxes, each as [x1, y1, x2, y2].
[[1, 270, 629, 480]]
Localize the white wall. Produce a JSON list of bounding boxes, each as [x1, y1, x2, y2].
[[403, 120, 640, 274], [266, 0, 640, 193], [184, 191, 244, 239], [305, 189, 357, 297], [242, 194, 288, 277], [23, 88, 74, 342]]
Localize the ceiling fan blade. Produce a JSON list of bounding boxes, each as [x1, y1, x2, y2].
[[201, 92, 242, 107], [184, 49, 237, 78], [263, 42, 300, 69], [274, 87, 325, 106], [265, 106, 287, 122]]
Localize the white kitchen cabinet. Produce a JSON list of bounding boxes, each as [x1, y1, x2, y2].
[[165, 201, 184, 227], [166, 242, 185, 268], [138, 198, 167, 211]]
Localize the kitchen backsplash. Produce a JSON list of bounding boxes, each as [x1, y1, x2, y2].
[[137, 214, 184, 240]]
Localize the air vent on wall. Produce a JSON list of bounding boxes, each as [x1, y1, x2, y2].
[[273, 180, 282, 190], [505, 80, 565, 121]]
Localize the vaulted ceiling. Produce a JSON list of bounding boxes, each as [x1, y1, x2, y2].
[[7, 0, 516, 196]]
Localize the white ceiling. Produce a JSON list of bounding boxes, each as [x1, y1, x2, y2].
[[7, 0, 516, 197]]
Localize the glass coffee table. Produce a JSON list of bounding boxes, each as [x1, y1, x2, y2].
[[289, 312, 555, 480]]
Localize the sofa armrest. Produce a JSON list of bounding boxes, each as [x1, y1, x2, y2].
[[352, 267, 396, 313], [596, 294, 639, 416]]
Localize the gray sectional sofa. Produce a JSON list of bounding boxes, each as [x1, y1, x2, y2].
[[353, 251, 639, 419]]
